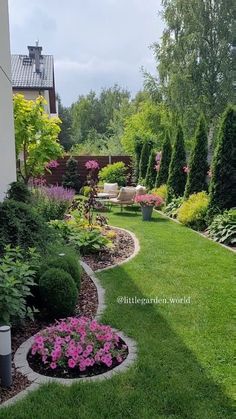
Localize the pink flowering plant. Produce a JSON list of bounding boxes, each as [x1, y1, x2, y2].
[[45, 160, 59, 170], [135, 194, 163, 207], [85, 160, 100, 170], [30, 317, 127, 374]]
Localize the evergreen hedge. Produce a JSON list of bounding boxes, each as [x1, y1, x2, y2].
[[139, 141, 152, 183], [185, 115, 208, 198], [145, 150, 157, 189], [156, 133, 172, 187], [167, 125, 187, 203], [208, 106, 236, 217], [134, 140, 143, 183]]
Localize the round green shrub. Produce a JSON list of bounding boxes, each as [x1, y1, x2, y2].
[[177, 192, 209, 230], [99, 162, 127, 186], [39, 268, 78, 317], [40, 254, 81, 290]]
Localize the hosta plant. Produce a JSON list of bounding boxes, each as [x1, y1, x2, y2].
[[207, 210, 236, 245], [30, 317, 127, 374], [164, 197, 184, 218], [49, 219, 112, 254], [0, 246, 38, 325]]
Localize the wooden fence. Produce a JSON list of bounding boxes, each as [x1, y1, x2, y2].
[[44, 155, 132, 186]]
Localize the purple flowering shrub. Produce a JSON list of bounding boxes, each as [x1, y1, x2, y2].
[[32, 185, 75, 221], [30, 317, 127, 373], [42, 185, 75, 202]]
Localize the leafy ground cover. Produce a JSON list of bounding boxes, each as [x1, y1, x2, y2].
[[1, 209, 234, 419]]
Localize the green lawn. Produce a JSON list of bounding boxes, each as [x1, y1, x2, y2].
[[1, 210, 235, 419]]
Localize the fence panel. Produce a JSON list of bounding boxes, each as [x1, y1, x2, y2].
[[44, 155, 132, 186]]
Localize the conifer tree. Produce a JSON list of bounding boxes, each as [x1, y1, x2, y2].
[[209, 106, 236, 216], [139, 141, 152, 183], [167, 125, 187, 203], [156, 132, 172, 187], [185, 115, 208, 198], [145, 150, 157, 189], [62, 157, 80, 192]]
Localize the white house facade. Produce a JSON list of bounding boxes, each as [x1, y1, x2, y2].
[[11, 43, 57, 116], [0, 0, 16, 201]]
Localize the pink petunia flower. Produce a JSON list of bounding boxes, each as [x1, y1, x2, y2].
[[50, 362, 57, 369], [68, 358, 76, 368]]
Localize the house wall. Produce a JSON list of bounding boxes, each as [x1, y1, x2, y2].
[[0, 0, 16, 201], [13, 88, 51, 115]]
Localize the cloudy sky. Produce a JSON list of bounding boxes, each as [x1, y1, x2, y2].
[[8, 0, 163, 106]]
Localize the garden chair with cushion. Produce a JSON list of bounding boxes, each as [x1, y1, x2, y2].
[[109, 185, 146, 212], [97, 183, 119, 199]]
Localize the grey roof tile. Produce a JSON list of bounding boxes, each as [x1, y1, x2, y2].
[[11, 54, 54, 89]]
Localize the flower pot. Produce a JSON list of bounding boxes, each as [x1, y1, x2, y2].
[[141, 205, 154, 221]]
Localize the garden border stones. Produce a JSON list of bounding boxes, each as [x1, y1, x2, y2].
[[1, 227, 140, 408]]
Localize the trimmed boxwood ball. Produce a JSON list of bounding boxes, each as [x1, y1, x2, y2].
[[39, 268, 78, 317], [40, 255, 81, 290]]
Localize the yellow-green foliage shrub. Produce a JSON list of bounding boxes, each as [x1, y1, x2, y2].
[[177, 192, 209, 230], [151, 184, 167, 202]]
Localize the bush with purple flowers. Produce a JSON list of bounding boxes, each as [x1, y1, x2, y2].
[[32, 185, 75, 221], [29, 317, 128, 376]]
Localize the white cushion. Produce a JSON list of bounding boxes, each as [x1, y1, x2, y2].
[[136, 185, 146, 196], [104, 183, 118, 194], [118, 187, 136, 201]]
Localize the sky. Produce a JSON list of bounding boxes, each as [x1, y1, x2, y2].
[[8, 0, 164, 106]]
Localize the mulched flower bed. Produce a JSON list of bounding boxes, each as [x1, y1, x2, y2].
[[83, 227, 135, 271], [27, 337, 128, 379], [0, 227, 134, 404], [0, 271, 97, 404]]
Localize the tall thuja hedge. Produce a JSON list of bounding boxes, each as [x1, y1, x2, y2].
[[208, 106, 236, 216], [156, 132, 172, 187], [185, 115, 208, 198], [139, 141, 152, 182], [167, 124, 187, 203], [145, 150, 157, 189], [134, 140, 143, 183]]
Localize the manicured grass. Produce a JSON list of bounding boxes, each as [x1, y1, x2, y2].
[[1, 210, 235, 418]]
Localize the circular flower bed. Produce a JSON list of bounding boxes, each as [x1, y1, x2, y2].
[[27, 317, 128, 378]]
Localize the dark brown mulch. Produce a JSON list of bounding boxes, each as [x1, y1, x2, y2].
[[83, 227, 135, 271], [27, 338, 128, 379], [76, 271, 98, 318], [0, 271, 98, 404]]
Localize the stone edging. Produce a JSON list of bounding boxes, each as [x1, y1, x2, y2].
[[1, 228, 140, 408], [154, 209, 236, 254]]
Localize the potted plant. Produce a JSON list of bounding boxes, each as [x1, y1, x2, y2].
[[135, 194, 163, 221]]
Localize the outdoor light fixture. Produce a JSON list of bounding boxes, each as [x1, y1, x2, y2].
[[0, 325, 12, 387]]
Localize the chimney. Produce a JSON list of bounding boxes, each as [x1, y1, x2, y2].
[[28, 41, 42, 73]]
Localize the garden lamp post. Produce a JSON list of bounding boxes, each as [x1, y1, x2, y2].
[[0, 325, 12, 387]]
